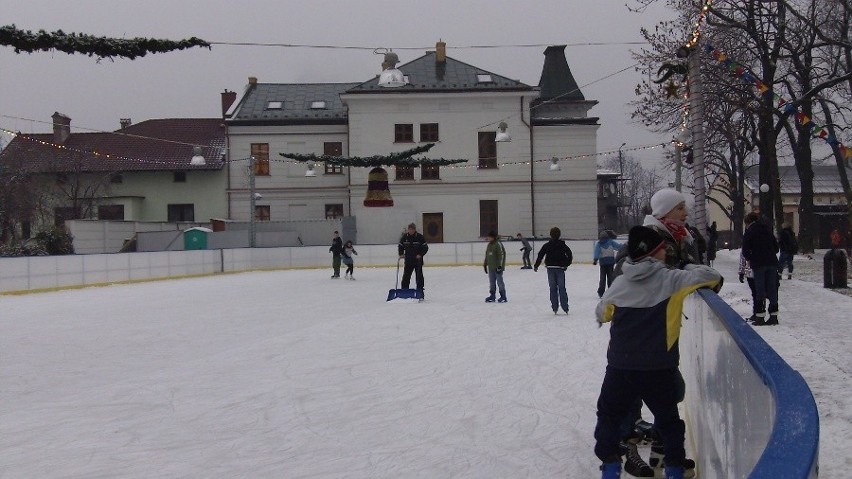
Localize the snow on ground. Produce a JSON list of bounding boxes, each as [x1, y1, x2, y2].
[[1, 251, 848, 478]]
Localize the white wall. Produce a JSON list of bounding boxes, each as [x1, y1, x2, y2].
[[0, 240, 593, 294]]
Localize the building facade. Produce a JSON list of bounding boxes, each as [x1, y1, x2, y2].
[[225, 43, 600, 244]]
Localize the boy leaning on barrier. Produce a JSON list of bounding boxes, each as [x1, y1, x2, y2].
[[594, 226, 722, 479]]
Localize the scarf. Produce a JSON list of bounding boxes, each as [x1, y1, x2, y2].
[[660, 218, 689, 242]]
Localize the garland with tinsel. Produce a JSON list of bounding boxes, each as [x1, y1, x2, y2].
[[0, 24, 210, 59], [280, 143, 467, 167]]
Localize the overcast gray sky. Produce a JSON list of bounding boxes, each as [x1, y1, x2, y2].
[[1, 0, 675, 167]]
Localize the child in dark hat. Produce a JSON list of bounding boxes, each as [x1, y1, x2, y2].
[[593, 226, 722, 479]]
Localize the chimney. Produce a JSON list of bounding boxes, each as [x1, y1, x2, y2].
[[248, 76, 257, 85], [221, 89, 237, 118], [538, 45, 585, 102], [120, 118, 132, 129], [52, 112, 71, 144], [436, 40, 446, 63]]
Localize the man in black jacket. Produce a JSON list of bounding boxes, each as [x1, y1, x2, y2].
[[533, 226, 573, 314], [742, 212, 780, 325], [398, 223, 428, 298], [329, 231, 343, 278]]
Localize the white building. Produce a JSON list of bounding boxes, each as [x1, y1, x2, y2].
[[225, 43, 599, 244]]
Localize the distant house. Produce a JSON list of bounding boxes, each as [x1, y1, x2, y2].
[[707, 164, 851, 248], [0, 114, 227, 239], [225, 42, 600, 243]]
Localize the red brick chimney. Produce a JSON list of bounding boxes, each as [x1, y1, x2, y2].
[[52, 112, 71, 144], [436, 40, 446, 63], [221, 89, 237, 118]]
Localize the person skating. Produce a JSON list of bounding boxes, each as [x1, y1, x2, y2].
[[533, 226, 573, 314], [341, 240, 358, 280], [594, 226, 722, 479], [329, 231, 343, 278], [742, 212, 780, 326], [398, 223, 428, 299], [483, 231, 508, 303], [593, 230, 622, 298], [517, 233, 533, 269]]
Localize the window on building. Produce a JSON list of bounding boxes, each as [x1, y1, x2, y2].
[[251, 143, 270, 176], [420, 123, 439, 142], [325, 204, 344, 219], [324, 142, 343, 174], [478, 132, 497, 169], [167, 204, 195, 222], [173, 171, 187, 183], [98, 205, 125, 220], [479, 200, 498, 237], [110, 173, 123, 184], [310, 101, 327, 109], [54, 206, 81, 226], [394, 123, 414, 143], [266, 101, 283, 110], [395, 165, 414, 181], [476, 73, 494, 83], [255, 205, 270, 222], [421, 164, 440, 180]]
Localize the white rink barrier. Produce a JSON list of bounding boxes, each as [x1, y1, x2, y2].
[[683, 289, 819, 479], [0, 240, 593, 294]]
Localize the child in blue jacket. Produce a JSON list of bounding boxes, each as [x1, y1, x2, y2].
[[593, 230, 623, 298]]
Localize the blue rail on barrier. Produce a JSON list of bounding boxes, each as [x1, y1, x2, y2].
[[697, 289, 819, 479]]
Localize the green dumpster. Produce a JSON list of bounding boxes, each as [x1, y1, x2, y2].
[[184, 227, 211, 250]]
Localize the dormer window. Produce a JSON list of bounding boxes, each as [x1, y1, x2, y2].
[[266, 101, 283, 110], [476, 74, 493, 83], [310, 101, 327, 109]]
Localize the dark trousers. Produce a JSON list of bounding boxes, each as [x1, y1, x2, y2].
[[522, 249, 532, 268], [597, 263, 615, 297], [752, 266, 779, 314], [778, 252, 794, 274], [332, 256, 341, 276], [401, 259, 424, 291], [344, 261, 354, 276], [594, 366, 686, 467]]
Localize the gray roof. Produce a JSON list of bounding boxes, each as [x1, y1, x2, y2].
[[745, 164, 852, 194], [228, 83, 359, 124], [347, 51, 534, 93]]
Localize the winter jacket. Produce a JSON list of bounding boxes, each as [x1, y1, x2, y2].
[[398, 232, 428, 264], [533, 239, 573, 270], [779, 227, 798, 255], [642, 215, 700, 268], [484, 240, 506, 271], [596, 259, 722, 370], [342, 246, 357, 265], [329, 237, 343, 257], [742, 221, 779, 268], [593, 238, 623, 266]]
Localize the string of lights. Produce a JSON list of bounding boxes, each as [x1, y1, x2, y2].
[[206, 41, 648, 51], [0, 126, 667, 171]]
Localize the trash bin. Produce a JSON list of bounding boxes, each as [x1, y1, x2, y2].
[[824, 249, 848, 289], [184, 227, 211, 250]]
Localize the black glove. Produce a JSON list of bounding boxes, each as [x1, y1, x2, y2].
[[738, 273, 744, 283], [496, 266, 503, 274], [520, 247, 524, 251], [484, 266, 488, 274], [593, 260, 597, 266], [712, 276, 724, 293]]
